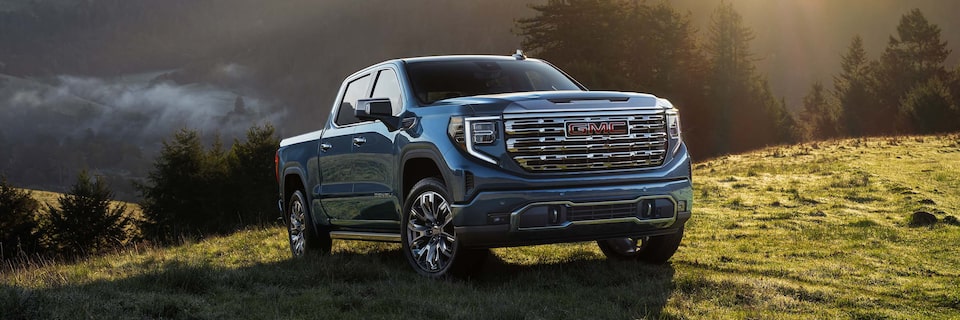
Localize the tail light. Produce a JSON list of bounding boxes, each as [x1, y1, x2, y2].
[[274, 151, 280, 183]]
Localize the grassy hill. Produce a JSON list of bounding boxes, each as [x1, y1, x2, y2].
[[3, 135, 959, 319]]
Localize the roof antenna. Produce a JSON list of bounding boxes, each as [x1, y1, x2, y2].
[[513, 49, 526, 60]]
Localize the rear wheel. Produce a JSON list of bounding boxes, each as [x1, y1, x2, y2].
[[597, 227, 684, 264], [401, 177, 487, 278], [286, 190, 331, 257]]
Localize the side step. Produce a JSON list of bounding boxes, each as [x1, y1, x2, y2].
[[329, 231, 401, 242]]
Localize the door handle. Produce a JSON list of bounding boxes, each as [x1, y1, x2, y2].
[[352, 136, 367, 146], [320, 143, 332, 152]]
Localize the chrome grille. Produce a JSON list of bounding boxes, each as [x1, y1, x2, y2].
[[504, 113, 667, 172]]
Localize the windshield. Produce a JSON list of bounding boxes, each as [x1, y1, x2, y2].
[[405, 59, 583, 104]]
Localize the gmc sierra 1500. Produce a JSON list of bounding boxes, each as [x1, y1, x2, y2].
[[276, 52, 692, 277]]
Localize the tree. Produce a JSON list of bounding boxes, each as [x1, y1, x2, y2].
[[799, 82, 840, 140], [137, 129, 209, 242], [516, 0, 629, 89], [226, 124, 280, 226], [0, 176, 41, 259], [621, 2, 711, 153], [45, 171, 130, 258], [834, 35, 877, 137], [874, 9, 951, 134], [899, 77, 958, 133], [138, 126, 278, 242], [703, 1, 795, 154]]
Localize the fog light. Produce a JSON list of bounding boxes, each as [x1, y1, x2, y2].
[[677, 200, 688, 212], [487, 213, 509, 225], [549, 206, 561, 224]]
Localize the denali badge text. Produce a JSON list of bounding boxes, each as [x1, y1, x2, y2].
[[566, 121, 628, 136]]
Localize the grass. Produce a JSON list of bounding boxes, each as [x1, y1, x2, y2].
[[3, 134, 960, 319]]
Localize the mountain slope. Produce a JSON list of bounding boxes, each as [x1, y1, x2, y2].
[[2, 135, 959, 319]]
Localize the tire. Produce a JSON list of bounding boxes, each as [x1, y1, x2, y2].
[[401, 177, 488, 278], [597, 227, 684, 264], [286, 190, 331, 257]]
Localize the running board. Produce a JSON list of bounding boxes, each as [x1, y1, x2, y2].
[[329, 231, 401, 242]]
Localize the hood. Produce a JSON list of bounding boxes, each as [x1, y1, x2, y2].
[[428, 90, 664, 115]]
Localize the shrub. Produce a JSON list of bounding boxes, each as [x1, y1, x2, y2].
[[45, 171, 131, 258], [0, 177, 41, 259]]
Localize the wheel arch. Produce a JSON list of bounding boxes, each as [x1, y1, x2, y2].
[[400, 147, 456, 203], [281, 167, 308, 204]]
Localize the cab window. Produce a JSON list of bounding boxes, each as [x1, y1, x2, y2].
[[371, 69, 403, 115], [335, 74, 372, 126]]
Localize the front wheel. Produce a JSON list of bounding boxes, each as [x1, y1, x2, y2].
[[401, 177, 487, 278], [597, 227, 684, 264], [286, 190, 331, 257]]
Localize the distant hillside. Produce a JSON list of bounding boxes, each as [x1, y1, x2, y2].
[[0, 71, 278, 200], [3, 134, 958, 319], [15, 187, 143, 220]]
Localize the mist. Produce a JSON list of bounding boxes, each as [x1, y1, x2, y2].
[[0, 68, 281, 199], [5, 67, 278, 140]]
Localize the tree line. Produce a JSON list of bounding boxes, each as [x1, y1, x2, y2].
[[799, 9, 958, 140], [0, 124, 279, 261], [516, 1, 959, 156]]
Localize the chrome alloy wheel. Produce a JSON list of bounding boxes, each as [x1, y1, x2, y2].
[[405, 191, 456, 272], [288, 196, 307, 257]]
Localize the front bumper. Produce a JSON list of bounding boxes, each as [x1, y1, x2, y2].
[[450, 178, 692, 248]]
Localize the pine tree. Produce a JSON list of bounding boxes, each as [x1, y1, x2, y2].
[[704, 1, 794, 153], [0, 176, 41, 259], [834, 35, 876, 137], [515, 0, 628, 89], [800, 82, 840, 140], [874, 9, 951, 134], [45, 171, 130, 258], [227, 124, 280, 226], [137, 129, 207, 242], [900, 77, 958, 133]]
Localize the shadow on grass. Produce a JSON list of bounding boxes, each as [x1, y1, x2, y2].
[[1, 246, 676, 319]]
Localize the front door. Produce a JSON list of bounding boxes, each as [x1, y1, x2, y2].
[[340, 68, 404, 229], [318, 73, 371, 221]]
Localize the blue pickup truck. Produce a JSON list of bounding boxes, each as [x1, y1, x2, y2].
[[275, 52, 693, 277]]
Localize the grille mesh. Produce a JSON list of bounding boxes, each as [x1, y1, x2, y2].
[[504, 114, 668, 172], [567, 203, 637, 221]]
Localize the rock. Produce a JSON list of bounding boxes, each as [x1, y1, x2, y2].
[[919, 199, 936, 205], [909, 211, 937, 227]]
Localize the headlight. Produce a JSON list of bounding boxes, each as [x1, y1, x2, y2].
[[471, 122, 497, 144], [665, 109, 683, 156], [448, 116, 499, 164], [667, 111, 681, 139]]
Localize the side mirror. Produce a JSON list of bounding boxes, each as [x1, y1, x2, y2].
[[356, 98, 401, 131]]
